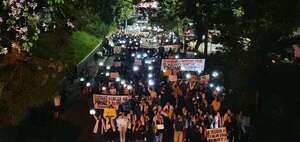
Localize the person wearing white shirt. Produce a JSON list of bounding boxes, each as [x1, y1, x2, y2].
[[116, 112, 129, 142]]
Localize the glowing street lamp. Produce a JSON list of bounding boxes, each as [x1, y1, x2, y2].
[[131, 53, 136, 57], [175, 55, 179, 59], [102, 87, 107, 91], [106, 66, 111, 70], [209, 83, 214, 88]]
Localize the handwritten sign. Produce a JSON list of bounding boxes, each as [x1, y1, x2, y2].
[[206, 128, 228, 142]]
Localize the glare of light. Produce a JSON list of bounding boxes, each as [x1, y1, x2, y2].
[[181, 66, 185, 71], [147, 50, 150, 53], [121, 45, 125, 48], [105, 72, 110, 76], [165, 39, 169, 42], [80, 77, 85, 82], [127, 85, 133, 90], [194, 52, 197, 56], [121, 80, 125, 85], [216, 86, 221, 92], [143, 53, 148, 58], [140, 40, 143, 44], [209, 83, 214, 88], [131, 53, 136, 57], [123, 84, 127, 88], [212, 71, 219, 78], [145, 60, 152, 64], [86, 82, 91, 87], [135, 42, 138, 45], [153, 38, 157, 43], [99, 62, 104, 66], [173, 39, 176, 43], [134, 39, 137, 42], [133, 66, 139, 71], [186, 73, 192, 79], [175, 55, 179, 59], [129, 40, 132, 44], [163, 69, 166, 73], [148, 79, 155, 86], [106, 66, 111, 70], [89, 109, 96, 115], [137, 54, 141, 59], [148, 65, 154, 71], [148, 73, 153, 78], [116, 77, 121, 82], [102, 87, 107, 91], [110, 42, 114, 47], [197, 70, 202, 74]]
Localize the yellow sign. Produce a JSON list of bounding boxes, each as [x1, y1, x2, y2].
[[103, 108, 117, 118]]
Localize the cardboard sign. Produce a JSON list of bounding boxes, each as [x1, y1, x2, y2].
[[93, 95, 131, 109], [103, 108, 117, 118], [169, 75, 178, 82], [110, 72, 120, 79], [206, 128, 228, 142], [161, 59, 205, 72]]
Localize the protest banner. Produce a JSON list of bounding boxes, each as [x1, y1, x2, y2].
[[93, 95, 131, 109], [103, 108, 117, 118], [206, 127, 228, 142], [161, 59, 205, 72], [110, 72, 119, 79]]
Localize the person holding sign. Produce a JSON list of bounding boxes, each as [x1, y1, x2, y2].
[[153, 111, 164, 142]]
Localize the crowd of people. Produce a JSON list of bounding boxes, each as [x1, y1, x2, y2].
[[79, 31, 252, 142]]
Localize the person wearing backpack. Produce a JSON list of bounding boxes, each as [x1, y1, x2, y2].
[[173, 114, 184, 142]]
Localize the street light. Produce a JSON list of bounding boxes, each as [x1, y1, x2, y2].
[[106, 66, 111, 70], [209, 83, 214, 88]]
